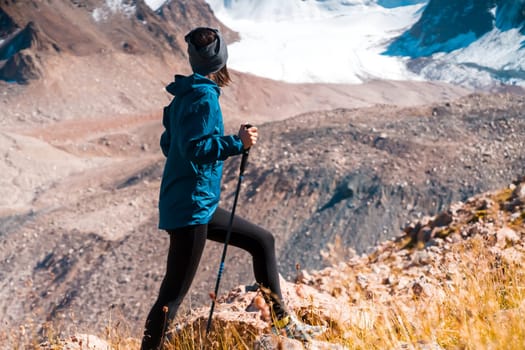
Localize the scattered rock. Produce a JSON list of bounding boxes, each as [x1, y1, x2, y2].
[[254, 334, 304, 350], [40, 334, 110, 350], [496, 226, 520, 248], [432, 211, 453, 227], [514, 182, 525, 203]]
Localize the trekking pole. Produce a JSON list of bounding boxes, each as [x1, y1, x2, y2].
[[206, 124, 252, 335]]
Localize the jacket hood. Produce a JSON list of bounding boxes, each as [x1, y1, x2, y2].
[[165, 74, 220, 97]]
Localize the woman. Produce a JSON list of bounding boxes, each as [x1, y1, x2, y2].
[[141, 27, 324, 350]]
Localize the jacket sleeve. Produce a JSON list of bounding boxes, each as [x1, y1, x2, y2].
[[178, 90, 244, 164], [160, 103, 172, 157]]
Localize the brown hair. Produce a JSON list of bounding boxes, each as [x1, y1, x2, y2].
[[187, 28, 232, 87]]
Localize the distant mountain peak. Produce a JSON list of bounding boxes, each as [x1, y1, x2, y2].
[[0, 0, 235, 83], [383, 0, 525, 88]]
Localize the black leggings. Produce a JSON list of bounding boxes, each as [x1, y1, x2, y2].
[[140, 207, 286, 350]]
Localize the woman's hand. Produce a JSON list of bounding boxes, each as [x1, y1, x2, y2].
[[238, 124, 258, 150]]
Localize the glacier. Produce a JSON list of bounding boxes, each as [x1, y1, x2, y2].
[[144, 0, 525, 88]]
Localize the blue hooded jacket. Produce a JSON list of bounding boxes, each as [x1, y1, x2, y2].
[[158, 74, 244, 230]]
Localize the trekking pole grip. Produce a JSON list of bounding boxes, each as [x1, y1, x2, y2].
[[240, 124, 253, 175]]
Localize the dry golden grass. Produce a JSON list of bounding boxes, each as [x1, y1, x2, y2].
[[336, 237, 525, 350]]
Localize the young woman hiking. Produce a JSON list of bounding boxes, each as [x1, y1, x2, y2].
[[140, 27, 324, 350]]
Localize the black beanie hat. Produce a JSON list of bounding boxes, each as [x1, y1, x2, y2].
[[185, 27, 228, 76]]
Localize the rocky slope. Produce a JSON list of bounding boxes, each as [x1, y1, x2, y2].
[[0, 0, 233, 122], [39, 176, 525, 349], [1, 91, 523, 349], [0, 0, 235, 80], [231, 92, 525, 277], [169, 176, 525, 350]]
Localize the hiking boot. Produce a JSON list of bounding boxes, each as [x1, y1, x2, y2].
[[272, 314, 326, 342]]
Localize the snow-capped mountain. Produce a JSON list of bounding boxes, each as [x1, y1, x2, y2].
[[173, 0, 524, 89], [204, 0, 379, 21], [198, 0, 425, 84], [385, 0, 525, 88]]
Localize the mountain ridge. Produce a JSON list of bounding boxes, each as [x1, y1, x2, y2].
[[0, 0, 237, 83]]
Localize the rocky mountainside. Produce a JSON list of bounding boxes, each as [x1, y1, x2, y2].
[[1, 91, 523, 348], [232, 92, 525, 278], [39, 176, 525, 349], [167, 176, 525, 350], [0, 0, 234, 82], [0, 0, 242, 124]]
